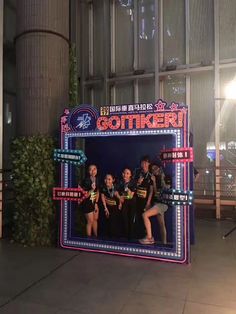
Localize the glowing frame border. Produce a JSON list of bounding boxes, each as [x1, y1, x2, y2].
[[59, 107, 190, 264]]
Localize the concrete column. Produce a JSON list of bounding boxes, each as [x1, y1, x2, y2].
[[16, 0, 69, 135]]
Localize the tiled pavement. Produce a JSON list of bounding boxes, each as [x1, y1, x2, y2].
[[0, 219, 236, 314]]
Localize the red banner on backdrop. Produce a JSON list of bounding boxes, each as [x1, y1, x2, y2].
[[160, 147, 193, 163], [53, 187, 87, 203]]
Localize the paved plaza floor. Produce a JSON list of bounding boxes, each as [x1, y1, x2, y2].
[[0, 219, 236, 314]]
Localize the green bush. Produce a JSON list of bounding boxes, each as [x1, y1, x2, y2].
[[11, 136, 56, 246]]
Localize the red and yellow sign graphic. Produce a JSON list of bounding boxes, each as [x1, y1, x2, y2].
[[53, 187, 87, 203], [97, 112, 184, 131], [160, 147, 193, 163]]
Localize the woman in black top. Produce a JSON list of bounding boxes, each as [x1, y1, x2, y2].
[[134, 156, 153, 239], [101, 174, 122, 238], [139, 163, 170, 245], [118, 168, 136, 240], [80, 164, 100, 237]]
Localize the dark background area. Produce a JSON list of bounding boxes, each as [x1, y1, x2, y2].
[[84, 134, 174, 180]]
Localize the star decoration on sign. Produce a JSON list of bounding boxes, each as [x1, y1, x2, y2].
[[154, 100, 167, 111], [181, 107, 187, 114], [170, 102, 179, 111], [62, 124, 71, 133], [61, 116, 67, 124]]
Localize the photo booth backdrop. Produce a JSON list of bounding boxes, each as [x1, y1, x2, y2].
[[70, 134, 175, 245], [85, 134, 174, 179]]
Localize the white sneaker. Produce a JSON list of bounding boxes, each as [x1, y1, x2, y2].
[[139, 237, 155, 244]]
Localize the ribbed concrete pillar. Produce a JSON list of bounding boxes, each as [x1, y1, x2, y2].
[[16, 0, 69, 136]]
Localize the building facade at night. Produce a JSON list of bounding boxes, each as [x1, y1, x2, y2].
[[1, 0, 236, 229]]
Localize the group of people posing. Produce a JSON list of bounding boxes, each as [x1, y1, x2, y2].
[[79, 155, 171, 245]]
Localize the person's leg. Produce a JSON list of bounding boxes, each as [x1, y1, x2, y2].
[[85, 212, 94, 236], [157, 213, 167, 244], [109, 206, 121, 238], [135, 198, 146, 238], [142, 205, 159, 239], [92, 208, 99, 236], [129, 199, 136, 240], [121, 201, 129, 239]]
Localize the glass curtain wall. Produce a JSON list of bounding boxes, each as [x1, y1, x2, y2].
[[76, 0, 155, 106], [218, 1, 236, 203], [73, 0, 236, 213]]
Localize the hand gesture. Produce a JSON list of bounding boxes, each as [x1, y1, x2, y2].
[[120, 196, 125, 204], [104, 207, 109, 218], [137, 177, 144, 185]]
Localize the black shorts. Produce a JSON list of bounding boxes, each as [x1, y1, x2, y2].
[[80, 198, 95, 214]]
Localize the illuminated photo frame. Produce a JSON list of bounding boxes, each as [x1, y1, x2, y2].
[[57, 100, 192, 264]]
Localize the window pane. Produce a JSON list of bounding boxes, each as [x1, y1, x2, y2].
[[138, 0, 155, 70], [138, 79, 155, 103], [80, 2, 90, 78], [189, 0, 214, 64], [115, 0, 134, 72], [163, 75, 186, 104], [83, 87, 92, 105], [93, 1, 104, 76], [4, 61, 16, 92], [93, 87, 104, 108], [163, 0, 185, 67], [4, 5, 16, 43], [219, 69, 236, 199], [3, 94, 16, 169], [220, 0, 236, 60], [220, 69, 236, 145], [113, 82, 134, 104], [84, 87, 104, 109], [190, 72, 214, 168]]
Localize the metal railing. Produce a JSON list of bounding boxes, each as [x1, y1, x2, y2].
[[194, 166, 236, 208]]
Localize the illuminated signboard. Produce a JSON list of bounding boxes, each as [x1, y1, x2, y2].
[[161, 189, 193, 205], [97, 100, 184, 131], [61, 100, 187, 135], [54, 149, 87, 166], [58, 100, 192, 264], [53, 187, 87, 203], [160, 147, 193, 163]]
